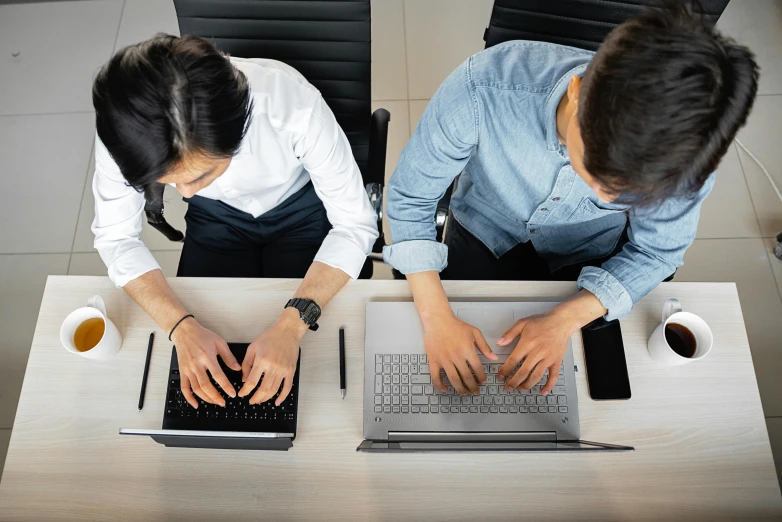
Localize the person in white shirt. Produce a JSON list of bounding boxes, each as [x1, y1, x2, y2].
[[91, 35, 378, 409]]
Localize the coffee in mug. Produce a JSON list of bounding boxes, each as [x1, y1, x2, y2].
[[664, 322, 697, 358], [647, 298, 713, 366]]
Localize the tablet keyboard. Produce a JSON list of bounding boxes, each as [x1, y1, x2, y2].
[[165, 369, 297, 423], [161, 343, 300, 435]]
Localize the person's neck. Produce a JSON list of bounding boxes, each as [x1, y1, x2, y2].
[[555, 93, 573, 145]]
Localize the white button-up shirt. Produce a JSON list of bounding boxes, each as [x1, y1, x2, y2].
[[92, 57, 379, 287]]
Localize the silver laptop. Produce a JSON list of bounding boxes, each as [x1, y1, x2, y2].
[[358, 301, 633, 452]]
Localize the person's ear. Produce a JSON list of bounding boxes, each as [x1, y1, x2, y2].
[[567, 75, 582, 105]]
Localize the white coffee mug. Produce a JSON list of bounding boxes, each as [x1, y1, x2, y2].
[[647, 298, 713, 366], [60, 295, 122, 360]]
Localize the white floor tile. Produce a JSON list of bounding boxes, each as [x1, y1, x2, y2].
[[408, 99, 429, 136], [404, 0, 493, 99], [0, 114, 94, 254], [373, 100, 410, 244], [114, 0, 180, 53], [154, 250, 182, 276], [0, 0, 124, 115], [371, 0, 407, 101], [0, 429, 10, 477], [68, 252, 112, 277], [371, 259, 394, 280], [736, 96, 782, 238], [0, 254, 70, 428], [676, 238, 782, 417], [72, 152, 187, 252], [766, 237, 782, 302], [69, 251, 181, 278], [717, 0, 782, 96], [697, 142, 761, 238], [767, 417, 782, 488]]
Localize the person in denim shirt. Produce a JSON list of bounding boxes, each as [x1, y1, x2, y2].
[[383, 5, 758, 395]]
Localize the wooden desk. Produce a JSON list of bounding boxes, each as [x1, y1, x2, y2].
[[0, 277, 779, 521]]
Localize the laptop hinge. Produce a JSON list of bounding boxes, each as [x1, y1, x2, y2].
[[388, 431, 556, 442]]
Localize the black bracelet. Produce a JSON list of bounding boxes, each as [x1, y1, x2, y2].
[[169, 314, 194, 341]]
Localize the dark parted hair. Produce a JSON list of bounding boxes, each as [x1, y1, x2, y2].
[[92, 34, 253, 203], [578, 0, 759, 205]]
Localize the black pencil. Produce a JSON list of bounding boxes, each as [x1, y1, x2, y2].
[[339, 327, 346, 399], [138, 332, 154, 410]]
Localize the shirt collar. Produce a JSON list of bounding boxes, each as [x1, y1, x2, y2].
[[544, 63, 589, 152]]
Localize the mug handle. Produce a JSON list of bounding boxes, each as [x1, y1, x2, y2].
[[87, 295, 107, 317], [662, 298, 682, 324]]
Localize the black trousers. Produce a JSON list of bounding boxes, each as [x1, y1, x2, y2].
[[439, 217, 625, 282], [177, 182, 371, 279]]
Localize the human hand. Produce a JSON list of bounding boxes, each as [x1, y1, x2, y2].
[[496, 310, 573, 395], [422, 311, 497, 395], [172, 318, 241, 409], [238, 308, 305, 406]]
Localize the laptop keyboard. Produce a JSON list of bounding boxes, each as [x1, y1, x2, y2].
[[373, 354, 569, 415], [165, 369, 296, 423]]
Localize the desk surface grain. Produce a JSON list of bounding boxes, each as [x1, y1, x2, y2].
[[0, 277, 779, 521]]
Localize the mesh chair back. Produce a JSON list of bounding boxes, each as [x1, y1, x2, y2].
[[174, 0, 374, 179], [484, 0, 729, 51]]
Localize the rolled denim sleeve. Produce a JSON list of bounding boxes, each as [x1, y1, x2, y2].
[[578, 174, 715, 321], [383, 59, 479, 274]]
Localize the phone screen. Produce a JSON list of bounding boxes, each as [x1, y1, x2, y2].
[[581, 320, 631, 400]]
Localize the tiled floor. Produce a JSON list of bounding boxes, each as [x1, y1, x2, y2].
[[0, 0, 780, 482], [0, 430, 9, 476]]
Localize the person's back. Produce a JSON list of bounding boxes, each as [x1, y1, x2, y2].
[[383, 2, 759, 396]]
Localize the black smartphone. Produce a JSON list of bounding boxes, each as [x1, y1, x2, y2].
[[581, 319, 631, 400]]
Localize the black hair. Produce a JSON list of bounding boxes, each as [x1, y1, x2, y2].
[[92, 34, 253, 203], [578, 0, 759, 205]]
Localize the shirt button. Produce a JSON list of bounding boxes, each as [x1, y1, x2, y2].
[[552, 197, 560, 201], [540, 208, 548, 212], [530, 229, 536, 234]]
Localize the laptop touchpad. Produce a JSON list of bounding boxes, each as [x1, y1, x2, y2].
[[457, 308, 515, 355]]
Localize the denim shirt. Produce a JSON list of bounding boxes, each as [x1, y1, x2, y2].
[[383, 41, 714, 321]]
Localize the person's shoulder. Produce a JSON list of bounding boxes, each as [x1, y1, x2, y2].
[[230, 57, 320, 102], [468, 40, 594, 93], [230, 57, 321, 132]]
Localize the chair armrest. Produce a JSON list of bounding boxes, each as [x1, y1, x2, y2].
[[144, 183, 184, 242], [365, 181, 385, 254], [367, 108, 391, 253], [435, 180, 455, 243], [367, 108, 390, 187]]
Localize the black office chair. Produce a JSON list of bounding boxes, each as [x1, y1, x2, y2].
[[148, 0, 390, 276], [433, 0, 731, 241]]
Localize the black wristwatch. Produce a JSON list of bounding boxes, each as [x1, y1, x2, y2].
[[285, 298, 321, 331]]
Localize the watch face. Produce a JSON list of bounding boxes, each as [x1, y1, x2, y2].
[[303, 301, 320, 319]]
